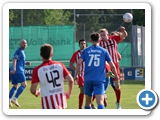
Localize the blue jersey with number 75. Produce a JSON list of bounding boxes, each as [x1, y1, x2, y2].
[[80, 45, 112, 82]]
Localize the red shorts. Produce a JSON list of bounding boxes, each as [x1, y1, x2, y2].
[[78, 75, 84, 88]]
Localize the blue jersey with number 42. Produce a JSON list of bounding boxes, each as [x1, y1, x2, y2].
[[80, 45, 112, 82]]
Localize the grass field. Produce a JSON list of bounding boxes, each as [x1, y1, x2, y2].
[[9, 80, 145, 109]]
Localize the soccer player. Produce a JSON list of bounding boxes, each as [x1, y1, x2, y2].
[[74, 32, 119, 109], [30, 44, 74, 109], [69, 39, 86, 109], [99, 26, 127, 109], [9, 39, 31, 107]]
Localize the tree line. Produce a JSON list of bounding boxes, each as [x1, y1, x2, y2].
[[9, 9, 145, 27], [9, 9, 145, 42]]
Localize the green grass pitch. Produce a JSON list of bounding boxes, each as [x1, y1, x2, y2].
[[9, 80, 145, 109]]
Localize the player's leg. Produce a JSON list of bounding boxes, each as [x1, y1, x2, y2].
[[78, 76, 84, 109], [104, 77, 110, 91], [90, 78, 108, 109], [103, 77, 110, 107], [9, 74, 18, 107], [113, 63, 121, 109], [94, 81, 105, 109], [79, 86, 84, 109], [84, 81, 93, 109], [12, 73, 27, 107], [91, 95, 97, 109], [110, 77, 116, 90]]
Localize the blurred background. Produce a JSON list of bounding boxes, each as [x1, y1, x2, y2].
[[9, 9, 145, 80]]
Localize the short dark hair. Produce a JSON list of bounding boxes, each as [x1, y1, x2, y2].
[[40, 44, 53, 59], [90, 32, 100, 42], [79, 39, 86, 45]]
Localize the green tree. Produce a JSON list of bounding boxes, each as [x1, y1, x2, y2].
[[132, 9, 145, 26], [9, 9, 72, 26]]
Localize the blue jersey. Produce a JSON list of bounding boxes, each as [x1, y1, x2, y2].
[[80, 45, 112, 82], [10, 47, 26, 74]]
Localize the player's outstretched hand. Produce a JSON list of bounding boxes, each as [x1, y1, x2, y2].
[[120, 26, 125, 31]]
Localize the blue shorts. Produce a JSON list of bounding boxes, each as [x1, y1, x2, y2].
[[84, 80, 105, 97], [11, 72, 26, 85]]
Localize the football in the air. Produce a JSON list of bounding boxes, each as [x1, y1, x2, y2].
[[123, 13, 133, 23]]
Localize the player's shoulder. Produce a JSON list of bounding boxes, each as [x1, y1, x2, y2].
[[73, 50, 80, 55], [51, 61, 66, 68], [97, 46, 108, 52], [33, 61, 65, 71], [15, 47, 21, 52], [109, 35, 120, 40]]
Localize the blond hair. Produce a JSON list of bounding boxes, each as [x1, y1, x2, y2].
[[100, 28, 108, 33]]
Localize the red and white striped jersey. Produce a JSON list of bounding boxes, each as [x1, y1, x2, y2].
[[99, 35, 122, 63], [31, 60, 70, 109], [70, 50, 85, 76]]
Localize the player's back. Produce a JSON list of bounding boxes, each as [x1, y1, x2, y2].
[[81, 45, 111, 82], [34, 60, 67, 109]]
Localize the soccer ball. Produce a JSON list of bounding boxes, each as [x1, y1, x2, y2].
[[123, 13, 133, 23]]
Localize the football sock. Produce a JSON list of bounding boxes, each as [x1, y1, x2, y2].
[[98, 104, 104, 109], [79, 93, 84, 109], [85, 106, 91, 109], [14, 85, 25, 99], [115, 89, 121, 103], [9, 86, 17, 99]]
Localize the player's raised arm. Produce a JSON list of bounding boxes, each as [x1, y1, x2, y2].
[[120, 26, 128, 40]]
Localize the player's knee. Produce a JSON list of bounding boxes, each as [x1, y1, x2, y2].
[[115, 85, 120, 90], [13, 84, 18, 89], [21, 82, 27, 88]]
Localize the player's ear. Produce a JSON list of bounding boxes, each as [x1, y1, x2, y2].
[[50, 53, 53, 57]]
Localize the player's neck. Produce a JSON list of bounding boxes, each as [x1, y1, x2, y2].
[[42, 58, 52, 62], [79, 49, 83, 52], [92, 42, 98, 45]]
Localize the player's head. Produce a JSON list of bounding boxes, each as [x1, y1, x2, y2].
[[90, 32, 100, 43], [79, 39, 86, 50], [20, 39, 27, 50], [40, 44, 53, 60], [99, 28, 109, 41]]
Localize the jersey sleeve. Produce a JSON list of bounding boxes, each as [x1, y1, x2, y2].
[[112, 35, 122, 43], [31, 67, 39, 84], [60, 62, 70, 78], [13, 48, 21, 60], [70, 52, 76, 63]]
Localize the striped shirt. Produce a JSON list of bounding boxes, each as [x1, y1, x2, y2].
[[31, 60, 70, 109], [70, 50, 85, 76], [99, 35, 122, 63]]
